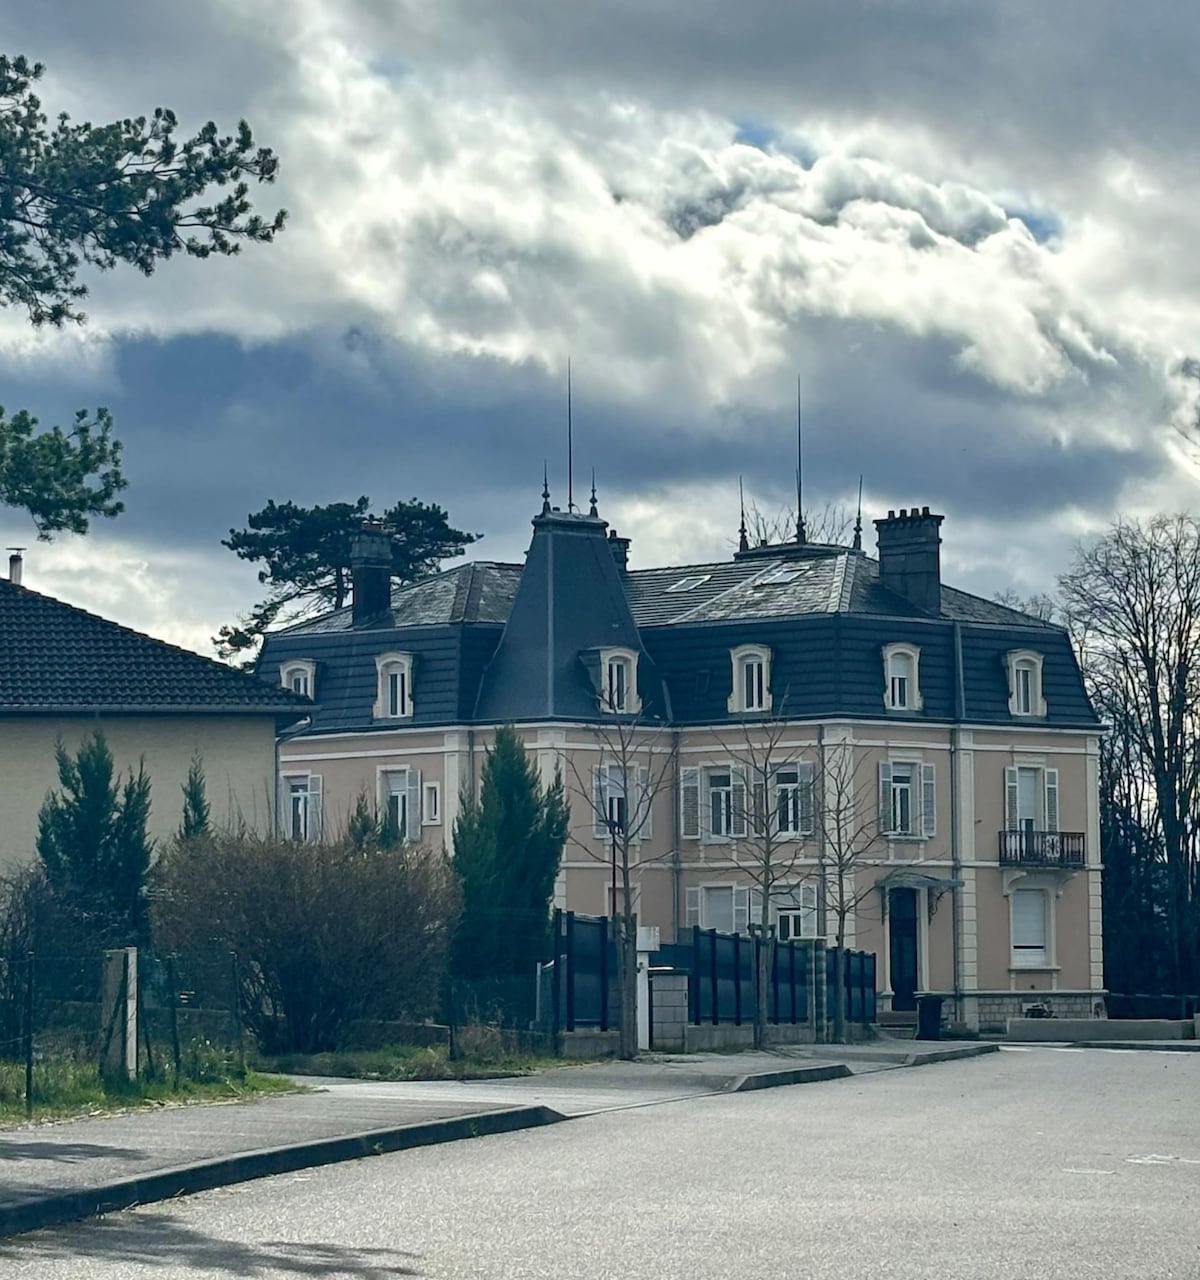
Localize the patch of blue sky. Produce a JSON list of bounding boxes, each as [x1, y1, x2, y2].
[[732, 119, 817, 168], [1005, 207, 1062, 245], [366, 57, 412, 81]]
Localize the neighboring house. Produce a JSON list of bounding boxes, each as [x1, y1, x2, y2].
[[0, 558, 310, 870], [261, 499, 1104, 1033]]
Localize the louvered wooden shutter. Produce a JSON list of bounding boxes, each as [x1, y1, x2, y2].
[[637, 767, 653, 840], [921, 764, 936, 838], [1005, 767, 1020, 830], [593, 767, 608, 838], [1044, 768, 1059, 833], [307, 775, 323, 842], [752, 776, 767, 835], [685, 886, 701, 929], [680, 767, 701, 840], [407, 769, 422, 839], [798, 762, 815, 835], [878, 761, 893, 833], [733, 885, 751, 934], [277, 777, 288, 838], [730, 768, 748, 839]]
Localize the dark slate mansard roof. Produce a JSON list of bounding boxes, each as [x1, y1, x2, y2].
[[0, 580, 310, 719], [260, 512, 1098, 733]]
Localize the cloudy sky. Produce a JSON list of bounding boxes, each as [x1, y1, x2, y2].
[[4, 1, 1199, 653]]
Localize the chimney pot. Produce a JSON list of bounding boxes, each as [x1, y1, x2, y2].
[[350, 522, 392, 626], [7, 550, 23, 586]]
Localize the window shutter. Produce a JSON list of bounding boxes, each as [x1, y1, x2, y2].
[[276, 777, 288, 838], [680, 767, 701, 840], [406, 769, 422, 840], [730, 768, 747, 839], [307, 775, 323, 842], [802, 883, 819, 937], [638, 767, 653, 840], [593, 766, 608, 838], [1044, 768, 1059, 833], [798, 763, 815, 835], [1005, 767, 1020, 831], [921, 764, 936, 838], [733, 885, 750, 934], [1012, 890, 1047, 949], [878, 761, 893, 833], [748, 887, 763, 930], [752, 777, 767, 835], [685, 886, 701, 929]]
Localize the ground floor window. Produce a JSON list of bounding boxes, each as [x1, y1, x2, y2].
[[1011, 888, 1049, 967]]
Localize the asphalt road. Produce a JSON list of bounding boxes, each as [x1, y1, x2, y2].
[[2, 1046, 1198, 1279]]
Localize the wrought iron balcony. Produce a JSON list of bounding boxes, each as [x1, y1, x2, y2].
[[997, 830, 1085, 868]]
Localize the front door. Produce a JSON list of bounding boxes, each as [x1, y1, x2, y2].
[[889, 888, 919, 1012]]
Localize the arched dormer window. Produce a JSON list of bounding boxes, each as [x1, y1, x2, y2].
[[882, 643, 923, 713], [1006, 649, 1046, 718], [599, 647, 640, 715], [281, 659, 315, 699], [373, 651, 414, 720], [728, 644, 772, 714]]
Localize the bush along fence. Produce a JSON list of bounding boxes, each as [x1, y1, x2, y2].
[[0, 945, 246, 1116], [546, 910, 877, 1051]]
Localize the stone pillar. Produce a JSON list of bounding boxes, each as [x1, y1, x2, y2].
[[650, 973, 688, 1051], [101, 947, 137, 1080], [636, 926, 660, 1051]]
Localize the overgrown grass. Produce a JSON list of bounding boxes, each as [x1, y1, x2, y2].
[[257, 1042, 564, 1082], [0, 1040, 297, 1127]]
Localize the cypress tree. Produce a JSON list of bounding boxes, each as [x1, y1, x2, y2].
[[178, 752, 211, 843]]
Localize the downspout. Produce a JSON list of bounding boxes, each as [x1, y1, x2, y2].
[[816, 724, 827, 939], [671, 727, 682, 941], [950, 621, 966, 1025]]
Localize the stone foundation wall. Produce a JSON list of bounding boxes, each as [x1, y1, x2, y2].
[[969, 991, 1103, 1035]]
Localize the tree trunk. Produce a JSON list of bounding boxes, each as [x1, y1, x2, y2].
[[615, 914, 638, 1059], [832, 929, 846, 1044], [754, 932, 773, 1049]]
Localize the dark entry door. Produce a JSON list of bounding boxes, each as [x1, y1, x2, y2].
[[889, 888, 919, 1012]]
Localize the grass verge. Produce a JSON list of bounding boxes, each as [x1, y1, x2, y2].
[[0, 1045, 298, 1128], [256, 1043, 564, 1082]]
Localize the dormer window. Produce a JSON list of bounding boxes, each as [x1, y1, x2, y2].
[[1006, 649, 1046, 718], [374, 652, 414, 720], [281, 659, 315, 699], [599, 647, 641, 715], [882, 643, 923, 713], [728, 644, 772, 714]]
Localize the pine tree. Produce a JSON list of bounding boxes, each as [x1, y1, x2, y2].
[[451, 726, 569, 980], [178, 753, 210, 843], [36, 732, 154, 946]]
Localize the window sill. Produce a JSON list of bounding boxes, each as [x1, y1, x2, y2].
[[1009, 964, 1060, 973]]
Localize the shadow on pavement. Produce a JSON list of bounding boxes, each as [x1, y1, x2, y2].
[[0, 1141, 146, 1163], [0, 1211, 422, 1276]]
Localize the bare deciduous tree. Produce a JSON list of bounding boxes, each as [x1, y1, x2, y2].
[[742, 501, 854, 550]]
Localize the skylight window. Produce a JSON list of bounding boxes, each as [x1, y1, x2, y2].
[[759, 567, 801, 586], [666, 574, 712, 593]]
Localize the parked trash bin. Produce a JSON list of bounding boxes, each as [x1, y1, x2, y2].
[[916, 994, 943, 1041]]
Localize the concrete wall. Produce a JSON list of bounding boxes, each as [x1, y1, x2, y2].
[[0, 714, 278, 872]]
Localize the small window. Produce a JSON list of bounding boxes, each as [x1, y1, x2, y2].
[[423, 782, 441, 826], [598, 647, 641, 714], [704, 768, 747, 840], [374, 652, 414, 720], [882, 643, 922, 713], [759, 567, 801, 586], [774, 764, 815, 836], [775, 884, 818, 941], [728, 644, 772, 714], [281, 659, 315, 699], [281, 774, 321, 842], [1006, 649, 1046, 718], [879, 760, 936, 839], [666, 574, 712, 593], [380, 767, 421, 841]]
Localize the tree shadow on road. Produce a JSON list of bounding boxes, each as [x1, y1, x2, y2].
[[0, 1210, 423, 1276], [0, 1140, 146, 1163]]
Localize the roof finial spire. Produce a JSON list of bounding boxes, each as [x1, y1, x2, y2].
[[566, 356, 574, 512], [852, 475, 863, 551], [795, 374, 807, 544], [589, 468, 598, 518], [541, 461, 551, 515], [738, 476, 750, 553]]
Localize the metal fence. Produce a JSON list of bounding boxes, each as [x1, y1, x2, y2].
[[551, 910, 618, 1033], [1105, 992, 1200, 1020], [826, 948, 877, 1025]]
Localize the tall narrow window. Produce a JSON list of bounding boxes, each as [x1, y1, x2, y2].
[[775, 884, 819, 941], [288, 778, 308, 841], [728, 645, 772, 714], [282, 774, 321, 842], [374, 652, 414, 720], [879, 761, 936, 838], [597, 648, 640, 714], [774, 764, 815, 836], [882, 644, 922, 712], [281, 660, 315, 699], [1006, 649, 1046, 718], [890, 764, 913, 835], [1011, 889, 1048, 966], [381, 767, 421, 841]]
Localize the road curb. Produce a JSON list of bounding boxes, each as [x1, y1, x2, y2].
[[1071, 1041, 1200, 1052], [0, 1104, 565, 1241], [902, 1044, 1000, 1067], [729, 1064, 853, 1091]]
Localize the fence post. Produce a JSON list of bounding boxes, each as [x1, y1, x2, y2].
[[709, 930, 718, 1026], [565, 911, 576, 1033], [23, 952, 34, 1119], [598, 915, 609, 1033], [733, 932, 741, 1026], [165, 955, 183, 1086]]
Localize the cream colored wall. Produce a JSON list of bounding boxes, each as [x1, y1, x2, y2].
[[0, 715, 277, 872]]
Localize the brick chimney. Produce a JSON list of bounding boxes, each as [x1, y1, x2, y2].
[[607, 528, 631, 573], [6, 548, 23, 586], [350, 522, 392, 626], [873, 507, 944, 614]]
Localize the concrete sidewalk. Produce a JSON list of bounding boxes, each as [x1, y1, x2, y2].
[[0, 1042, 995, 1239]]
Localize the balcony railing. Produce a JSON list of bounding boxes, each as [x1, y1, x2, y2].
[[997, 830, 1085, 868]]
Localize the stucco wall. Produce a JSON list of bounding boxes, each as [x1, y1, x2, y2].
[[0, 715, 278, 872]]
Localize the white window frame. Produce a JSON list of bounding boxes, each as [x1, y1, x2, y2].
[[728, 644, 772, 714], [281, 773, 321, 842], [379, 766, 422, 842], [373, 651, 414, 720], [685, 883, 761, 935], [882, 643, 923, 713], [774, 884, 819, 941], [773, 763, 815, 838], [599, 646, 641, 715], [423, 781, 441, 826], [280, 659, 315, 699], [879, 760, 937, 840], [1006, 649, 1047, 718], [703, 767, 747, 842]]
